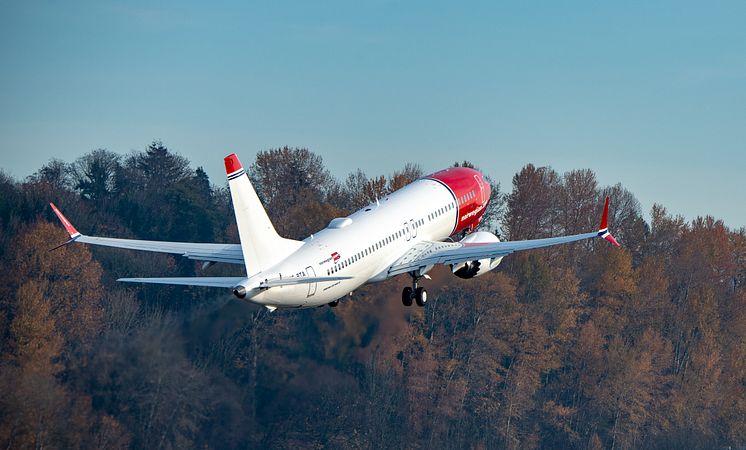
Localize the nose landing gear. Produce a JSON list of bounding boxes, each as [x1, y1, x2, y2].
[[402, 273, 428, 307]]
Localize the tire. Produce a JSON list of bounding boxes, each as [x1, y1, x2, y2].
[[415, 287, 427, 307], [328, 299, 339, 307], [402, 287, 413, 306]]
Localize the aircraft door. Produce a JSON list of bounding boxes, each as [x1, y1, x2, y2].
[[305, 266, 317, 298]]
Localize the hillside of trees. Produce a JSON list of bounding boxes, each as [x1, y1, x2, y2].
[[1, 142, 745, 449]]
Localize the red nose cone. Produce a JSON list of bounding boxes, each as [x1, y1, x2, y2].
[[224, 154, 243, 174], [428, 167, 485, 201], [427, 166, 489, 236]]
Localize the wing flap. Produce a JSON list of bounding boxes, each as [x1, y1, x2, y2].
[[77, 236, 245, 264]]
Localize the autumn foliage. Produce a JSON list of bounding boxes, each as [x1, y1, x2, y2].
[[0, 142, 744, 449]]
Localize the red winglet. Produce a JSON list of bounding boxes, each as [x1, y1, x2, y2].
[[599, 196, 610, 231], [597, 197, 620, 247], [224, 153, 243, 175], [49, 203, 81, 238]]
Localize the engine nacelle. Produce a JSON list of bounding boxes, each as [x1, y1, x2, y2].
[[452, 231, 504, 279]]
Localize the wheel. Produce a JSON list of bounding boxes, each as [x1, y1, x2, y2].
[[402, 287, 413, 306], [328, 299, 339, 307], [415, 287, 427, 307]]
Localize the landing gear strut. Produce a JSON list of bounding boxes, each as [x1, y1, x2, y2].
[[402, 273, 427, 307]]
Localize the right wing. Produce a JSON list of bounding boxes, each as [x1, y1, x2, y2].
[[50, 203, 245, 265], [387, 232, 599, 277], [387, 197, 620, 277]]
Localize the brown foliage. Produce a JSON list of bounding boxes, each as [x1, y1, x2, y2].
[[9, 221, 104, 351], [2, 150, 746, 449]]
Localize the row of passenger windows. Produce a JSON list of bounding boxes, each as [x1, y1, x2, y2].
[[458, 190, 476, 205], [326, 218, 429, 275], [325, 202, 456, 276], [428, 202, 455, 221]]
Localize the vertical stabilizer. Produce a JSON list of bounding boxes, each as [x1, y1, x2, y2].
[[225, 154, 303, 276]]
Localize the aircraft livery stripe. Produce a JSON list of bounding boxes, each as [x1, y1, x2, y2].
[[227, 169, 246, 181]]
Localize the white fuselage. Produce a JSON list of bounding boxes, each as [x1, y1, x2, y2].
[[246, 178, 461, 308]]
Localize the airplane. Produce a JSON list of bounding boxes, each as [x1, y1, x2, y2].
[[50, 153, 620, 311]]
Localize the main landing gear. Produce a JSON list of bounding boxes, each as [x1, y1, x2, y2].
[[402, 273, 427, 307]]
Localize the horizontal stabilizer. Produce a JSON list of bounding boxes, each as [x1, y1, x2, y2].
[[117, 275, 353, 289], [117, 277, 245, 288]]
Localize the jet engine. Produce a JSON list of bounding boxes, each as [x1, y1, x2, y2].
[[452, 231, 504, 279]]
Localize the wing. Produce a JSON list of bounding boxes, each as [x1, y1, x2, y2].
[[387, 232, 599, 277], [50, 203, 244, 265], [387, 197, 620, 277]]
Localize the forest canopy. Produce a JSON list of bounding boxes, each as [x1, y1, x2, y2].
[[1, 141, 745, 449]]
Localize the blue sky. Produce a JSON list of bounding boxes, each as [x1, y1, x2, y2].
[[1, 1, 744, 228]]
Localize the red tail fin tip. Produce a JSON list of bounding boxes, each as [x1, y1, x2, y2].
[[224, 154, 243, 175]]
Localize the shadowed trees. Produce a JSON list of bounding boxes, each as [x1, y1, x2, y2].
[[0, 222, 129, 449], [69, 149, 122, 202], [249, 146, 341, 239]]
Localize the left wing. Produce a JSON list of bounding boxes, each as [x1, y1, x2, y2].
[[50, 203, 245, 265], [387, 197, 620, 277]]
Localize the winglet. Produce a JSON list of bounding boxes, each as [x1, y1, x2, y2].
[[49, 203, 81, 239], [597, 197, 620, 247], [224, 154, 244, 177]]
